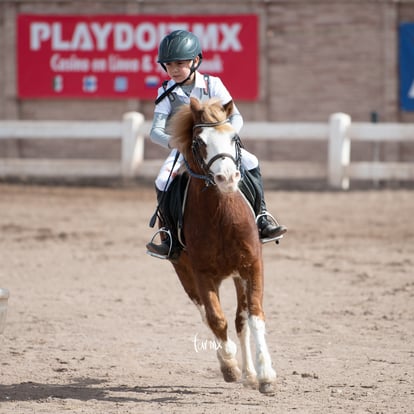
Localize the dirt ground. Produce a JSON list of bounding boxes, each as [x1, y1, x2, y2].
[[0, 183, 413, 413]]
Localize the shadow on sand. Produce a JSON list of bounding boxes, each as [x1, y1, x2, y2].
[[0, 378, 223, 404]]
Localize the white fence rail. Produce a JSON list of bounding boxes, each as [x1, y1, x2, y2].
[[0, 112, 146, 178], [0, 112, 413, 189], [328, 113, 414, 189]]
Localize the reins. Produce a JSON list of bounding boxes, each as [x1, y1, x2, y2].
[[183, 157, 215, 187]]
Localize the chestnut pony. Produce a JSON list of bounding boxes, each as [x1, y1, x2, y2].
[[167, 97, 276, 394]]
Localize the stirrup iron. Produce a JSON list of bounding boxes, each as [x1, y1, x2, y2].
[[256, 212, 285, 244], [146, 227, 173, 259]]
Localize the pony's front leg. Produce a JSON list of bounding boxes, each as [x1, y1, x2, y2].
[[199, 279, 241, 383], [237, 316, 259, 388], [234, 277, 258, 388], [249, 314, 277, 394], [240, 261, 276, 393], [244, 263, 276, 393], [216, 337, 241, 383]]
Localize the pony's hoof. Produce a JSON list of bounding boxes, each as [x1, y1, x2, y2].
[[242, 374, 259, 390], [243, 379, 259, 390], [259, 382, 275, 395], [221, 365, 242, 383]]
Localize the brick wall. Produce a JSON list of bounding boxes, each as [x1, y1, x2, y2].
[[1, 0, 413, 164], [1, 0, 411, 122]]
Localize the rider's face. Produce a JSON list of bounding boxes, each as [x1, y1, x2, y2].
[[165, 57, 199, 84]]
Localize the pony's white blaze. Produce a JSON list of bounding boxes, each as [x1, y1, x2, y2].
[[201, 127, 241, 193]]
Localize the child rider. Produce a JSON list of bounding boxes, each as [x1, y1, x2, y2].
[[146, 30, 287, 258]]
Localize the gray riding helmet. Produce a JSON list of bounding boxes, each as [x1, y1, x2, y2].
[[157, 30, 203, 71]]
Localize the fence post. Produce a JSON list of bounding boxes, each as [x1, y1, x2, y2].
[[121, 112, 145, 177], [328, 112, 351, 190]]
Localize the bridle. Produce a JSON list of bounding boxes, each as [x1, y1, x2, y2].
[[183, 119, 243, 187]]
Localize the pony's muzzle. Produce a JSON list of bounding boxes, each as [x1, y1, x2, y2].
[[214, 170, 241, 192]]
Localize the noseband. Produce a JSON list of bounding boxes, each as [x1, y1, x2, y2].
[[184, 119, 242, 187]]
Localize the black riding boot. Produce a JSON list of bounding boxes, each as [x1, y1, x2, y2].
[[248, 167, 287, 240], [146, 189, 172, 258]]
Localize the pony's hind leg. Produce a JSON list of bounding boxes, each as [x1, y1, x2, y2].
[[199, 279, 241, 383], [234, 277, 258, 389]]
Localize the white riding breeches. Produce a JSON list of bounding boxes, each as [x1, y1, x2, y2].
[[155, 148, 259, 191]]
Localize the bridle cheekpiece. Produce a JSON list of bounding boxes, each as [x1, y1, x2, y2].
[[184, 119, 243, 187]]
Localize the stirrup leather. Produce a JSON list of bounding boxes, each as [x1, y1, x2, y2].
[[146, 227, 173, 259], [256, 212, 285, 244]]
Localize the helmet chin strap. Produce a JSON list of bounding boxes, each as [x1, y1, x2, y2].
[[155, 58, 201, 105]]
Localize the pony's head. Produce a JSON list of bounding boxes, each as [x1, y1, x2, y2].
[[170, 97, 242, 193]]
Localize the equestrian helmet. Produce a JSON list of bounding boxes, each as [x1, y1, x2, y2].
[[157, 30, 203, 65]]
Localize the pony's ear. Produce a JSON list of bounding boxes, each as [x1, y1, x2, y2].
[[190, 97, 203, 122], [190, 97, 202, 112], [223, 100, 234, 118]]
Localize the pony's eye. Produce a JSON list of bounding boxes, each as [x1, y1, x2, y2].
[[192, 136, 205, 149]]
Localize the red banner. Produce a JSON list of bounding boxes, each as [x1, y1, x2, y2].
[[17, 14, 258, 100]]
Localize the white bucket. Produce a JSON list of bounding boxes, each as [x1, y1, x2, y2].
[[0, 288, 10, 334]]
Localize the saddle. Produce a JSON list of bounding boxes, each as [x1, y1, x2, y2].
[[158, 170, 259, 258]]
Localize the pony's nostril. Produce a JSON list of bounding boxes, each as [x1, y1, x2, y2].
[[234, 171, 241, 181], [215, 173, 226, 183]]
